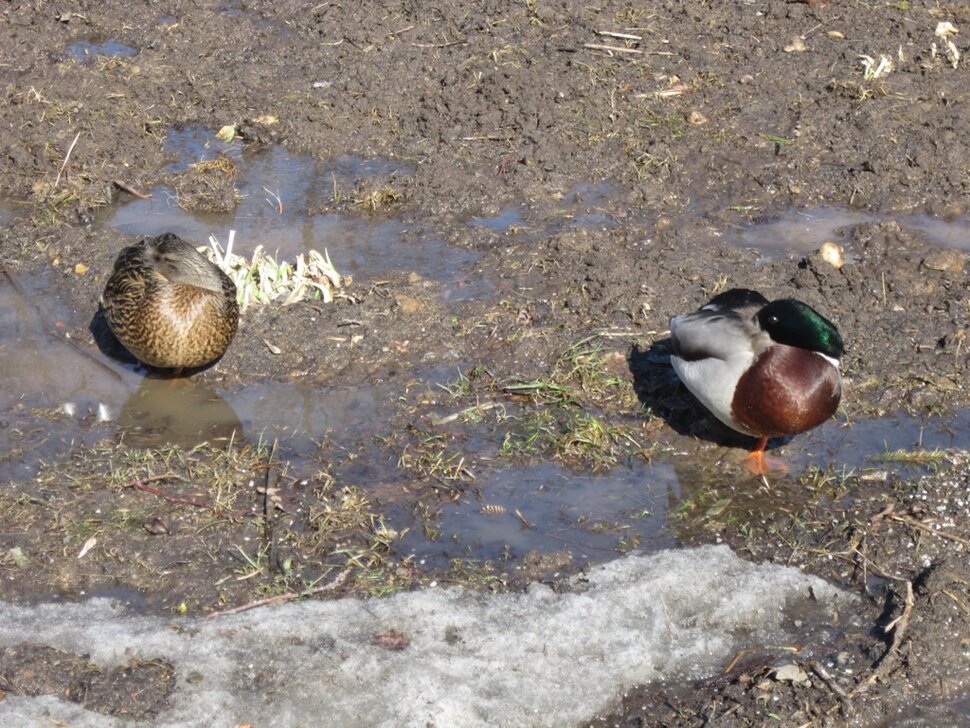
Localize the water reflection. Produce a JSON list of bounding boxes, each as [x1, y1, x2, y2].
[[401, 460, 678, 564], [728, 207, 970, 257], [66, 39, 139, 62], [106, 144, 485, 298], [117, 379, 242, 448]]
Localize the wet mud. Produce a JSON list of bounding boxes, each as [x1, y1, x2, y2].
[[0, 1, 968, 725]]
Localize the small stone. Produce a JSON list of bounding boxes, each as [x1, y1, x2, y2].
[[826, 31, 845, 39], [8, 547, 28, 567], [784, 37, 808, 53], [394, 294, 423, 314], [687, 110, 708, 126], [922, 248, 966, 273], [818, 241, 845, 268], [774, 664, 809, 683]]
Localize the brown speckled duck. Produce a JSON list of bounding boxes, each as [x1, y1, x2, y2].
[[669, 288, 844, 474], [101, 233, 239, 372]]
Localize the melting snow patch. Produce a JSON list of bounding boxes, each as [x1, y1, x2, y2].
[[0, 545, 852, 727]]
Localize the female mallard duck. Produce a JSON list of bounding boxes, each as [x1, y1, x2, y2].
[[101, 233, 239, 372], [669, 288, 843, 474]]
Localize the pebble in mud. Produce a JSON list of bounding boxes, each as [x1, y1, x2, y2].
[[921, 248, 967, 273]]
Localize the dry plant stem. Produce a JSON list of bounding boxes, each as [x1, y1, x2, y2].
[[431, 401, 501, 426], [584, 43, 643, 55], [53, 131, 80, 189], [889, 514, 970, 546], [810, 660, 852, 709], [112, 178, 151, 199], [204, 568, 353, 618], [1, 262, 124, 381]]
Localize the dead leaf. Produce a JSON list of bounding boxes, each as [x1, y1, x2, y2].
[[373, 628, 409, 651], [263, 339, 282, 355], [773, 664, 809, 683], [216, 124, 237, 142], [78, 537, 97, 559], [74, 262, 88, 275], [936, 21, 959, 38], [784, 37, 807, 53]]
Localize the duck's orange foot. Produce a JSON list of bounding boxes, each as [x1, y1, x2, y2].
[[742, 437, 790, 475]]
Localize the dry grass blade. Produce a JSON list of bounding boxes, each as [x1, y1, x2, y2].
[[205, 230, 343, 311]]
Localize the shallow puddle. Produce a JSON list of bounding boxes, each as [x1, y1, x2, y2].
[[729, 207, 970, 257], [401, 460, 678, 566], [65, 39, 138, 62], [2, 262, 966, 563], [469, 207, 522, 232], [794, 409, 970, 472], [106, 140, 486, 298]]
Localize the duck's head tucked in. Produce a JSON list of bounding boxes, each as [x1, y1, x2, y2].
[[668, 288, 843, 474], [100, 233, 239, 372]]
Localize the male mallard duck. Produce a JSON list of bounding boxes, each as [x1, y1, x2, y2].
[[101, 233, 239, 372], [669, 288, 843, 474]]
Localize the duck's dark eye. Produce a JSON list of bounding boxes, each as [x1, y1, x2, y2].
[[768, 315, 779, 325]]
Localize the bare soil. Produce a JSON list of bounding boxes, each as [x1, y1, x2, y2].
[[0, 1, 968, 725]]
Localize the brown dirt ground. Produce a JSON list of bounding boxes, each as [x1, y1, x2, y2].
[[0, 1, 968, 725]]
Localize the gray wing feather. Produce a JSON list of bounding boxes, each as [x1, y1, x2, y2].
[[670, 308, 759, 362]]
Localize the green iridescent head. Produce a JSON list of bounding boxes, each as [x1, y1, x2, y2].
[[756, 299, 844, 359]]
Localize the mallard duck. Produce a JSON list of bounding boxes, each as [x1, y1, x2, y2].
[[669, 288, 843, 474], [101, 233, 239, 372]]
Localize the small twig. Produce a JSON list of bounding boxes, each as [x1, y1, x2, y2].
[[410, 40, 464, 49], [939, 589, 970, 616], [112, 179, 151, 199], [204, 568, 352, 618], [810, 660, 852, 708], [854, 580, 914, 694], [583, 43, 643, 55], [596, 30, 642, 41], [889, 514, 970, 546], [514, 508, 534, 529], [54, 131, 81, 189], [431, 401, 501, 426], [127, 473, 219, 510], [723, 647, 755, 674]]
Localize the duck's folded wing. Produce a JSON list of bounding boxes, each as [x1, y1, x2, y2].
[[669, 309, 756, 362]]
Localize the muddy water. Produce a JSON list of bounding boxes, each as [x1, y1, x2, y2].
[[728, 207, 970, 257], [401, 460, 678, 564], [107, 143, 488, 299], [6, 253, 957, 564], [4, 186, 969, 567], [65, 38, 138, 62]]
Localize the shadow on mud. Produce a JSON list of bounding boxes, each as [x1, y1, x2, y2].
[[627, 339, 779, 452]]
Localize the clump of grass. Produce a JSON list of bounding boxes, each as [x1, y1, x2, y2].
[[175, 152, 239, 213], [206, 230, 343, 310], [397, 432, 475, 483], [505, 337, 636, 409], [306, 481, 407, 596], [354, 185, 404, 211], [497, 337, 645, 467]]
